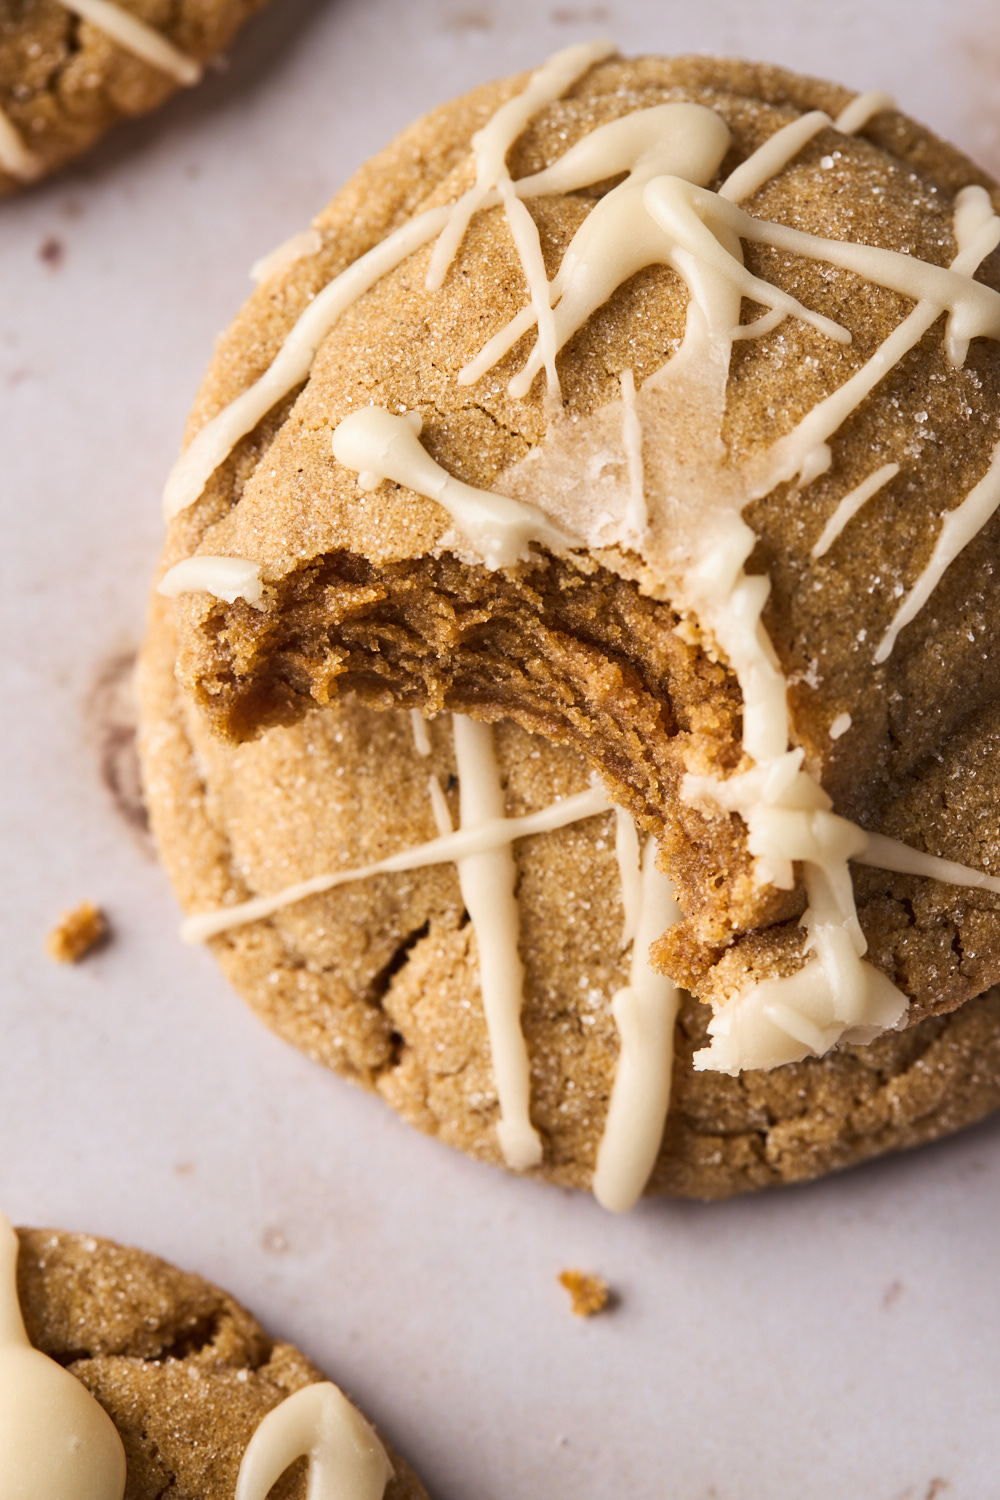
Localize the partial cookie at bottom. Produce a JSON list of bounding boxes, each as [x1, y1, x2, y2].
[[14, 1225, 427, 1500]]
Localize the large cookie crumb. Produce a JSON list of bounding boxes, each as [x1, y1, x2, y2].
[[558, 1269, 611, 1317], [45, 900, 109, 963]]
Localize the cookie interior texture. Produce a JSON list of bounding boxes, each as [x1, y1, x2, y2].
[[159, 53, 1000, 1029], [15, 1225, 427, 1500], [0, 0, 266, 192], [139, 598, 1000, 1199]]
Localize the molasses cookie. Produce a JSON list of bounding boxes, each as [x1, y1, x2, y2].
[[139, 597, 1000, 1207], [0, 0, 267, 192], [156, 46, 1000, 1083], [1, 1213, 426, 1499]]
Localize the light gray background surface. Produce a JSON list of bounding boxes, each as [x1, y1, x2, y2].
[[2, 1, 1000, 1496]]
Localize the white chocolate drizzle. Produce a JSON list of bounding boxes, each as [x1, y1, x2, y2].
[[427, 772, 452, 834], [181, 774, 609, 943], [163, 206, 452, 518], [718, 91, 892, 204], [158, 555, 265, 607], [163, 41, 615, 518], [451, 714, 542, 1168], [0, 1214, 127, 1500], [619, 369, 647, 538], [181, 711, 687, 1198], [59, 0, 201, 85], [331, 407, 575, 569], [425, 39, 616, 292], [811, 462, 899, 559], [410, 709, 432, 756], [327, 90, 1000, 1074], [0, 110, 42, 183], [167, 49, 1000, 1087], [875, 437, 1000, 662], [855, 832, 1000, 895], [0, 0, 201, 182], [593, 836, 681, 1212], [184, 713, 606, 1170], [180, 692, 1000, 1196], [833, 89, 896, 135], [235, 1382, 392, 1500]]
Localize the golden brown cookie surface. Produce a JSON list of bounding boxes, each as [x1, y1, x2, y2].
[[139, 597, 1000, 1200], [0, 0, 267, 192], [15, 1225, 427, 1500]]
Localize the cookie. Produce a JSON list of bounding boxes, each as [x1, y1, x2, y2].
[[1, 1213, 426, 1500], [138, 596, 1000, 1206], [154, 45, 1000, 1081], [0, 0, 267, 192]]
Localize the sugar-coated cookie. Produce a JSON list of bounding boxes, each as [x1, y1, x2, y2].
[[2, 1215, 426, 1499], [0, 0, 267, 192], [154, 48, 1000, 1087]]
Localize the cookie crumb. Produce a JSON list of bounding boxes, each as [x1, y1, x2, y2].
[[45, 901, 109, 963], [38, 236, 64, 268], [558, 1269, 610, 1317]]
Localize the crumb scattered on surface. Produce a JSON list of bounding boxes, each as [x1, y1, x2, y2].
[[558, 1269, 610, 1317], [38, 236, 64, 267], [45, 901, 109, 963]]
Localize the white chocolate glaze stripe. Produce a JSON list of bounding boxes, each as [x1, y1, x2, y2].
[[332, 407, 575, 569], [60, 0, 202, 85], [410, 709, 432, 756], [472, 105, 736, 396], [164, 41, 613, 517], [427, 772, 453, 835], [719, 93, 894, 205], [856, 832, 1000, 894], [875, 438, 1000, 663], [762, 188, 999, 491], [833, 89, 895, 135], [0, 108, 42, 182], [425, 39, 616, 293], [619, 369, 647, 537], [451, 715, 542, 1169], [719, 109, 833, 204], [593, 833, 681, 1212], [235, 1383, 392, 1500], [163, 205, 451, 518], [158, 555, 264, 606], [181, 784, 609, 942], [0, 1215, 127, 1500], [811, 462, 899, 558]]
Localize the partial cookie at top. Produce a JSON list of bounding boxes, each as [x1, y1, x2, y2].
[[138, 596, 1000, 1202], [156, 50, 1000, 1076], [0, 0, 268, 192], [11, 1223, 427, 1500]]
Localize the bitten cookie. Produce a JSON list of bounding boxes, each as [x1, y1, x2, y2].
[[0, 0, 267, 191], [2, 1215, 427, 1500], [153, 46, 1000, 1084], [139, 597, 1000, 1207]]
